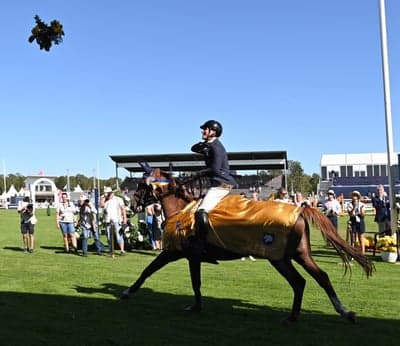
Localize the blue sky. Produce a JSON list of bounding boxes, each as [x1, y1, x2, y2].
[[1, 1, 399, 179]]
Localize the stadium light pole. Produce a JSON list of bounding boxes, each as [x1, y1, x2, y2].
[[378, 0, 398, 244]]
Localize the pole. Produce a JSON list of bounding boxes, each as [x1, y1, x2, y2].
[[2, 160, 6, 193], [378, 0, 398, 259], [97, 160, 100, 196], [115, 163, 119, 191], [66, 169, 70, 192]]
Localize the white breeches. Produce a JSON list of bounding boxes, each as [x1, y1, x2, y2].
[[198, 186, 232, 212]]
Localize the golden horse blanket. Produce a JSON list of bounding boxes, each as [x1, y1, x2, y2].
[[163, 195, 302, 260]]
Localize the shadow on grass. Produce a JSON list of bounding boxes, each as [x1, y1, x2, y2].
[[3, 246, 24, 252], [1, 286, 397, 346]]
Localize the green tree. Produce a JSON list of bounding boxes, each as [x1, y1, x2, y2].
[[7, 173, 26, 190], [309, 173, 320, 195], [54, 176, 67, 190], [287, 161, 319, 196]]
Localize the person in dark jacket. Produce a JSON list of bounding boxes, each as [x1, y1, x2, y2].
[[372, 184, 391, 235], [189, 120, 237, 259]]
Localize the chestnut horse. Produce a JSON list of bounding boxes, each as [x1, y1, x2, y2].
[[122, 169, 374, 324]]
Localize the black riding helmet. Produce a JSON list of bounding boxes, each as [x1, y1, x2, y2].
[[200, 120, 223, 137]]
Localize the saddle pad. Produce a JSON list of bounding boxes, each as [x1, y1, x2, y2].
[[163, 195, 302, 260]]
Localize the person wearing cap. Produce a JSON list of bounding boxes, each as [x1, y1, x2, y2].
[[56, 192, 78, 253], [323, 190, 342, 231], [100, 187, 127, 256], [188, 120, 237, 259], [346, 191, 366, 255], [372, 184, 391, 236]]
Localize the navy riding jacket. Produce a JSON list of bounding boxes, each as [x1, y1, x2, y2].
[[191, 139, 237, 187]]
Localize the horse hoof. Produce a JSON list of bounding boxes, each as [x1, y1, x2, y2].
[[120, 288, 131, 300], [347, 311, 356, 323], [184, 304, 202, 312]]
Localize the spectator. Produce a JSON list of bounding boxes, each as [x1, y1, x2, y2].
[[56, 192, 78, 253], [100, 187, 127, 256], [152, 202, 164, 250], [275, 187, 291, 203], [251, 191, 259, 201], [372, 184, 391, 236], [346, 191, 366, 255], [78, 196, 103, 256], [145, 204, 156, 250], [295, 192, 310, 207], [323, 190, 342, 231], [17, 197, 37, 253]]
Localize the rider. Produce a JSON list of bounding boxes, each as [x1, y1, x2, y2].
[[189, 120, 237, 258]]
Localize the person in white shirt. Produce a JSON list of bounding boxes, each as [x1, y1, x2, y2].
[[100, 187, 127, 256], [346, 190, 366, 255], [17, 197, 37, 253], [323, 190, 342, 231], [275, 187, 292, 204], [56, 192, 78, 253]]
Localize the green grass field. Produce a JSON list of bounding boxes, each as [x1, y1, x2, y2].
[[0, 209, 399, 346]]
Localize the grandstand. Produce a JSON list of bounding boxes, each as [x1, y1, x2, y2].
[[318, 152, 400, 200]]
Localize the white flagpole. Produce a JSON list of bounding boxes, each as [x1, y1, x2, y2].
[[2, 160, 6, 193], [97, 160, 100, 194], [378, 0, 398, 239]]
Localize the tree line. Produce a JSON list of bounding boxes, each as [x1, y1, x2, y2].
[[0, 174, 121, 194], [0, 160, 320, 196]]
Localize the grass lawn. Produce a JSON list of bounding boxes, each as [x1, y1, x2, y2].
[[0, 209, 399, 346]]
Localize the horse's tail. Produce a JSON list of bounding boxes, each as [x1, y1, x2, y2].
[[301, 207, 374, 278]]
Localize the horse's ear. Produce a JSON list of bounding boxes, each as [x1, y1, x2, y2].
[[138, 162, 153, 176]]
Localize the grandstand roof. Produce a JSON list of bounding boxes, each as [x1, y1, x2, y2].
[[321, 152, 398, 166], [110, 151, 287, 174]]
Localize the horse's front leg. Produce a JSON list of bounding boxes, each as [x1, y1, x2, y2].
[[120, 250, 184, 299], [185, 259, 202, 312]]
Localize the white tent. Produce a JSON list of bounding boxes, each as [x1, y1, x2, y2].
[[6, 184, 18, 198], [18, 187, 30, 196], [74, 184, 83, 193]]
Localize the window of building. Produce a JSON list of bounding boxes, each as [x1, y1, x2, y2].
[[347, 166, 353, 177]]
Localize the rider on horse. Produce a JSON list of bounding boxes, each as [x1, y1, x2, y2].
[[189, 120, 237, 259]]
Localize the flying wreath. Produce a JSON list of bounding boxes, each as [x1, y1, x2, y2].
[[28, 15, 65, 52]]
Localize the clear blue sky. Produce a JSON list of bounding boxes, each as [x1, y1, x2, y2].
[[1, 1, 399, 179]]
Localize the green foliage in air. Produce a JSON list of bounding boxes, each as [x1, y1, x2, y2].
[[28, 15, 64, 51]]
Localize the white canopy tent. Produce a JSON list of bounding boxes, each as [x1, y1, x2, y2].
[[6, 184, 18, 198]]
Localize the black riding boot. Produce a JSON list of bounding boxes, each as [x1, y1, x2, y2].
[[189, 209, 217, 263]]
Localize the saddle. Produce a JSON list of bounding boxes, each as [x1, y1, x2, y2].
[[163, 195, 302, 260]]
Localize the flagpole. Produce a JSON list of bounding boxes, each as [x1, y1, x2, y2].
[[2, 160, 6, 193], [97, 160, 100, 193], [378, 0, 398, 258]]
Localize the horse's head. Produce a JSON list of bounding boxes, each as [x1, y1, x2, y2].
[[133, 166, 195, 216], [130, 181, 157, 212]]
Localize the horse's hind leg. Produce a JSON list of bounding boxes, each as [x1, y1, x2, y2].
[[120, 250, 183, 299], [269, 258, 306, 325], [294, 252, 356, 323]]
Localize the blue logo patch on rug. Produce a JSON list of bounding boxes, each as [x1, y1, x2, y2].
[[263, 233, 274, 245]]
